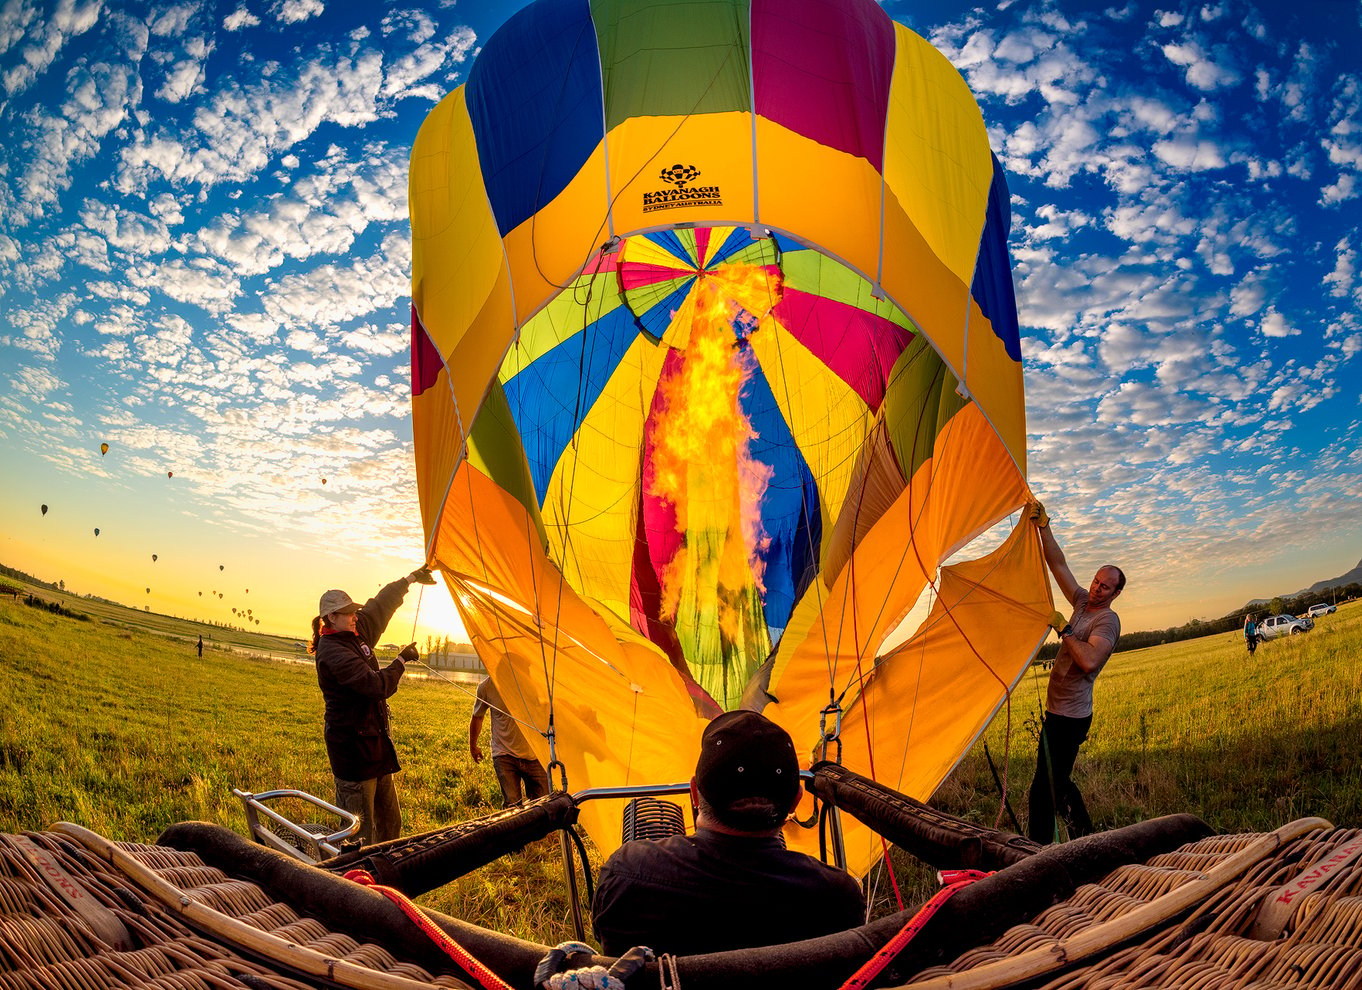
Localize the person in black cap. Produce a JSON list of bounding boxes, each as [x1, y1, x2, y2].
[[308, 567, 435, 845], [590, 710, 865, 956]]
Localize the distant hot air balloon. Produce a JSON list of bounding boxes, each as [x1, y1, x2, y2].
[[145, 587, 150, 594], [40, 504, 47, 516], [219, 564, 225, 571], [93, 528, 99, 537], [151, 554, 158, 562], [198, 591, 202, 597], [254, 619, 260, 626], [100, 443, 109, 456], [218, 593, 223, 599], [322, 478, 328, 485], [167, 471, 173, 478]]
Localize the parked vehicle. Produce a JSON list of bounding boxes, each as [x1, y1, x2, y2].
[[1307, 602, 1336, 618], [1258, 613, 1314, 640]]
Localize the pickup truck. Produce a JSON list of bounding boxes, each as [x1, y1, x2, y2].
[[1258, 613, 1314, 640]]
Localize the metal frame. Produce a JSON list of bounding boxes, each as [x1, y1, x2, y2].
[[232, 788, 361, 865]]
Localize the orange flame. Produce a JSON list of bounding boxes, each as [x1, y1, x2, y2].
[[647, 262, 780, 700]]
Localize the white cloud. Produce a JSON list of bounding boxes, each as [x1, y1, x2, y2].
[[1, 0, 102, 98], [79, 200, 171, 255], [155, 36, 212, 103], [116, 48, 385, 193], [126, 257, 242, 315], [222, 7, 259, 31], [1323, 239, 1356, 298], [7, 58, 144, 225], [1161, 40, 1241, 91], [1260, 308, 1299, 338], [1151, 137, 1226, 171], [273, 0, 322, 25], [148, 4, 194, 37]]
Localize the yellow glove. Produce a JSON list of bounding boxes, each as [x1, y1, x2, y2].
[[1028, 500, 1049, 529], [1049, 610, 1069, 636]]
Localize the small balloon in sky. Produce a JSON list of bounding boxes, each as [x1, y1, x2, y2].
[[321, 478, 327, 485], [219, 564, 224, 571], [93, 528, 99, 537], [218, 593, 223, 599], [167, 471, 173, 478], [198, 591, 202, 596], [100, 443, 109, 456], [145, 587, 150, 594], [40, 504, 47, 516], [151, 554, 158, 562]]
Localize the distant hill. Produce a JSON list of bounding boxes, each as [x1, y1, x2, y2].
[[1244, 557, 1362, 606], [1297, 558, 1362, 597]]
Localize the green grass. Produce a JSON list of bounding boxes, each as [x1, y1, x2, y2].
[[935, 598, 1362, 835], [3, 593, 1360, 945]]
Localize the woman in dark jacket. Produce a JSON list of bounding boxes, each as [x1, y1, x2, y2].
[[309, 567, 434, 845]]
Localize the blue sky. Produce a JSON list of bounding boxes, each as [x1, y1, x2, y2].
[[0, 0, 1358, 643]]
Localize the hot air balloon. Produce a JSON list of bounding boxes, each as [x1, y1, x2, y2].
[[100, 443, 108, 456], [40, 504, 47, 516], [321, 478, 327, 485], [167, 471, 173, 478], [93, 528, 99, 537], [219, 565, 224, 571], [151, 554, 158, 562], [145, 587, 150, 594], [409, 0, 1053, 871], [198, 591, 202, 597]]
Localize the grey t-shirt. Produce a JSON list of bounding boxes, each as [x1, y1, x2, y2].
[[1045, 590, 1121, 718], [472, 677, 539, 760]]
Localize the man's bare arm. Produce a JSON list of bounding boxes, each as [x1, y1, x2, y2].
[[1063, 632, 1115, 674], [1038, 518, 1081, 606]]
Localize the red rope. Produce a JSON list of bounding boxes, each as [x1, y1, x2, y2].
[[837, 869, 991, 990], [344, 869, 511, 990]]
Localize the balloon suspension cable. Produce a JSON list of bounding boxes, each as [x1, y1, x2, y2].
[[818, 703, 843, 764], [409, 582, 425, 646]]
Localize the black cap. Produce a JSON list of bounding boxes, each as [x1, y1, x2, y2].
[[695, 711, 801, 829]]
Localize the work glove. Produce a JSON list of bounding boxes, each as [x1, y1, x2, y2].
[[397, 642, 419, 664], [407, 566, 437, 585], [1028, 500, 1049, 529], [1048, 610, 1069, 636]]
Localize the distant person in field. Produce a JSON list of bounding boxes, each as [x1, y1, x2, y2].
[[196, 635, 203, 658], [1027, 501, 1124, 845], [591, 710, 865, 956], [1243, 614, 1258, 653], [309, 567, 435, 845], [469, 675, 549, 806]]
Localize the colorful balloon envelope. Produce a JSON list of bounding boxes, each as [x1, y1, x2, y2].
[[100, 443, 108, 456], [410, 0, 1056, 869], [40, 504, 47, 516]]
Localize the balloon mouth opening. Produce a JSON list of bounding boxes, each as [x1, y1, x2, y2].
[[616, 227, 783, 349]]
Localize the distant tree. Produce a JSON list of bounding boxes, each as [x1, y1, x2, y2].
[[58, 579, 65, 592], [1268, 597, 1285, 615]]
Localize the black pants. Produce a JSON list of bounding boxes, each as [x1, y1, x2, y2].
[[1028, 711, 1094, 844], [492, 755, 549, 807]]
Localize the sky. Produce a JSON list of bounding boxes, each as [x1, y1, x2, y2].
[[0, 0, 1359, 647]]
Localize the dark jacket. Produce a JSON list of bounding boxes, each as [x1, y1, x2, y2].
[[315, 578, 408, 781], [591, 828, 866, 956]]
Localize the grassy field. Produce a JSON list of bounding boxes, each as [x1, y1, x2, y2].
[[2, 591, 1359, 945]]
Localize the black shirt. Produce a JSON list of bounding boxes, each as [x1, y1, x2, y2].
[[591, 828, 866, 957]]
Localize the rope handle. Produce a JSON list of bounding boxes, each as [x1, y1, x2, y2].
[[344, 869, 511, 990], [837, 870, 992, 990]]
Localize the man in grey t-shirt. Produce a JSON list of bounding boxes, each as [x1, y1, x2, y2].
[[470, 676, 549, 807], [1027, 501, 1125, 844]]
